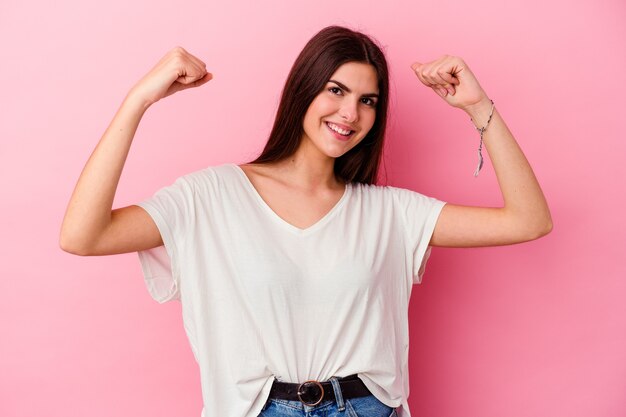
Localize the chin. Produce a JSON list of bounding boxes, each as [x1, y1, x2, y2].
[[323, 143, 358, 159]]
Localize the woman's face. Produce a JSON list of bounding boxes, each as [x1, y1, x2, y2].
[[301, 62, 379, 160]]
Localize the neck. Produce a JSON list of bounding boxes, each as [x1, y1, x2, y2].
[[275, 141, 342, 191]]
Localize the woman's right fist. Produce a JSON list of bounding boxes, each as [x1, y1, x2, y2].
[[129, 47, 212, 107]]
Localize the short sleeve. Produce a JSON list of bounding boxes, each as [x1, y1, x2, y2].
[[135, 175, 196, 303], [391, 187, 446, 285]]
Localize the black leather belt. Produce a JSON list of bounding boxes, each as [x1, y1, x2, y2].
[[268, 374, 371, 406]]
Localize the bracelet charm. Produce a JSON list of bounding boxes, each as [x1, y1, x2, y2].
[[471, 99, 495, 177]]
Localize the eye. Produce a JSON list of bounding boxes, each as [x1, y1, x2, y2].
[[328, 86, 342, 95], [361, 97, 377, 107]]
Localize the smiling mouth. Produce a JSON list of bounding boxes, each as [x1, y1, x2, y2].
[[325, 122, 354, 137]]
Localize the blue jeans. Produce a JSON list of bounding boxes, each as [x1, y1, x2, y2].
[[258, 377, 398, 417]]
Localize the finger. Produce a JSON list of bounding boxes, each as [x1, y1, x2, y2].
[[411, 63, 431, 87], [422, 68, 452, 93], [425, 65, 455, 87], [179, 72, 213, 90], [176, 68, 208, 85], [415, 70, 429, 87], [432, 58, 462, 85], [438, 78, 456, 95], [437, 69, 460, 86], [411, 62, 430, 83], [193, 72, 213, 86], [169, 46, 208, 78], [189, 62, 208, 79], [433, 86, 446, 98], [413, 62, 454, 95], [176, 75, 202, 85], [418, 65, 438, 85], [181, 53, 208, 78], [184, 51, 208, 72], [423, 66, 457, 95]]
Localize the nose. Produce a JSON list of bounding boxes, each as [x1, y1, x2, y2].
[[339, 100, 358, 123]]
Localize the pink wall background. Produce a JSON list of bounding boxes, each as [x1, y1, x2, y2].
[[1, 0, 624, 416]]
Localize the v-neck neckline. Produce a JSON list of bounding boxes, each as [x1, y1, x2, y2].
[[231, 163, 351, 235]]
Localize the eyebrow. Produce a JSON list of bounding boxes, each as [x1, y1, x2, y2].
[[328, 79, 379, 98]]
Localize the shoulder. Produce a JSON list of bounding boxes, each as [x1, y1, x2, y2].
[[350, 182, 429, 200], [350, 182, 444, 213], [176, 163, 239, 189]]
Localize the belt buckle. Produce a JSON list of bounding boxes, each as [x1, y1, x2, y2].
[[297, 380, 324, 406]]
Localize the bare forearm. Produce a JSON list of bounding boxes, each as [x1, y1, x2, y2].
[[465, 100, 552, 235], [60, 92, 148, 251]]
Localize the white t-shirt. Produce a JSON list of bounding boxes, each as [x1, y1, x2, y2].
[[136, 163, 446, 417]]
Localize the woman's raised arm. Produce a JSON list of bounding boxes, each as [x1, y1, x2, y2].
[[410, 56, 552, 247], [60, 47, 211, 256]]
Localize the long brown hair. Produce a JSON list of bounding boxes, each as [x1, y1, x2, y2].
[[248, 25, 389, 185]]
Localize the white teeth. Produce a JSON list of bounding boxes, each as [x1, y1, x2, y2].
[[327, 122, 352, 136]]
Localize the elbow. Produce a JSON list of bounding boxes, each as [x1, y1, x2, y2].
[[525, 214, 554, 241], [506, 208, 553, 243], [532, 221, 553, 240], [59, 231, 94, 256], [538, 207, 554, 237], [59, 238, 87, 256], [543, 217, 554, 236]]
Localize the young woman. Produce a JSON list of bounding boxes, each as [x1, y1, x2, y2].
[[60, 26, 552, 417]]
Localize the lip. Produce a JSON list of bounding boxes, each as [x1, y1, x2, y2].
[[325, 121, 355, 131], [325, 121, 355, 142]]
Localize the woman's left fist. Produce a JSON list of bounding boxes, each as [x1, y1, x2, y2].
[[411, 55, 489, 111]]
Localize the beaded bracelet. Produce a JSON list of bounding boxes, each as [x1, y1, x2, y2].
[[471, 99, 495, 177]]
